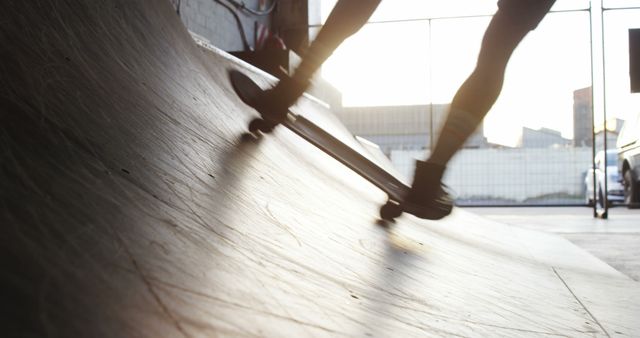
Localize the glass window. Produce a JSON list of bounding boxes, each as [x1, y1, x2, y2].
[[603, 0, 640, 9]]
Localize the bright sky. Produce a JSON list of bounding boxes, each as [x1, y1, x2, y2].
[[316, 0, 640, 146]]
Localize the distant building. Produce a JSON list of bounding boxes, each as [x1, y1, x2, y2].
[[573, 86, 592, 147], [336, 104, 487, 156], [518, 127, 571, 148]]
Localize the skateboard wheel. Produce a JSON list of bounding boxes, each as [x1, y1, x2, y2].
[[380, 201, 402, 221], [249, 118, 266, 133], [261, 123, 275, 133], [248, 118, 275, 134]]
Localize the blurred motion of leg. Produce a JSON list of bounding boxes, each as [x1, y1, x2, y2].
[[405, 0, 556, 220], [253, 0, 381, 119]]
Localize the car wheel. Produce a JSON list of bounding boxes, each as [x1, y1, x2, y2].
[[623, 170, 640, 208]]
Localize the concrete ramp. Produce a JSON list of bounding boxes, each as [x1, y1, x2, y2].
[[1, 1, 639, 337]]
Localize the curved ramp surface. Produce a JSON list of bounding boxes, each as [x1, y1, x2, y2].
[[1, 1, 639, 337]]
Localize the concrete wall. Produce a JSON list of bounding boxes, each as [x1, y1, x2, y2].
[[176, 0, 269, 51], [273, 0, 310, 53], [391, 148, 593, 204]]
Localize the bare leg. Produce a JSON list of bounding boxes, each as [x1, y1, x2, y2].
[[263, 0, 381, 113], [406, 0, 555, 220], [428, 0, 556, 166]]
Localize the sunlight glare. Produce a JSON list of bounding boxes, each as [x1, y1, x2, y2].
[[322, 21, 431, 107]]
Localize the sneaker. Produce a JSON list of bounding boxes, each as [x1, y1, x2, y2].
[[252, 77, 308, 124], [403, 160, 454, 220], [251, 87, 289, 124]]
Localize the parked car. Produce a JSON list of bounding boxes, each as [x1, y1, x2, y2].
[[617, 114, 640, 208], [585, 150, 624, 207]]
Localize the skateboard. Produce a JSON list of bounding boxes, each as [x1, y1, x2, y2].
[[228, 69, 408, 221]]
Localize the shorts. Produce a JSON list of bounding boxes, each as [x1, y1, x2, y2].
[[496, 0, 556, 31]]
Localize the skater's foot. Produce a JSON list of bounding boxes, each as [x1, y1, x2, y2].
[[251, 77, 308, 125], [404, 160, 453, 220], [251, 87, 289, 124]]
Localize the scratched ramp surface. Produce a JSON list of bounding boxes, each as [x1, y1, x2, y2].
[[1, 1, 639, 337]]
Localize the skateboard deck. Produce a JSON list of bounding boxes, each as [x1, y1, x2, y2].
[[228, 69, 408, 220]]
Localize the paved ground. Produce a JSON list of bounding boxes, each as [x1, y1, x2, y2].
[[465, 206, 640, 281]]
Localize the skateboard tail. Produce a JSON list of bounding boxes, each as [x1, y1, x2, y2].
[[229, 69, 262, 108]]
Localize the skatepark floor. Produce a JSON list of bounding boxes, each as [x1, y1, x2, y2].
[[465, 206, 640, 281]]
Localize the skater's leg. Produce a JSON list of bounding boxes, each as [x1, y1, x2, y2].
[[428, 0, 555, 166], [262, 0, 381, 115], [291, 0, 381, 86], [406, 0, 555, 220]]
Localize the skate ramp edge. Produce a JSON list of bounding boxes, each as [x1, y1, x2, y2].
[[1, 1, 639, 337]]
